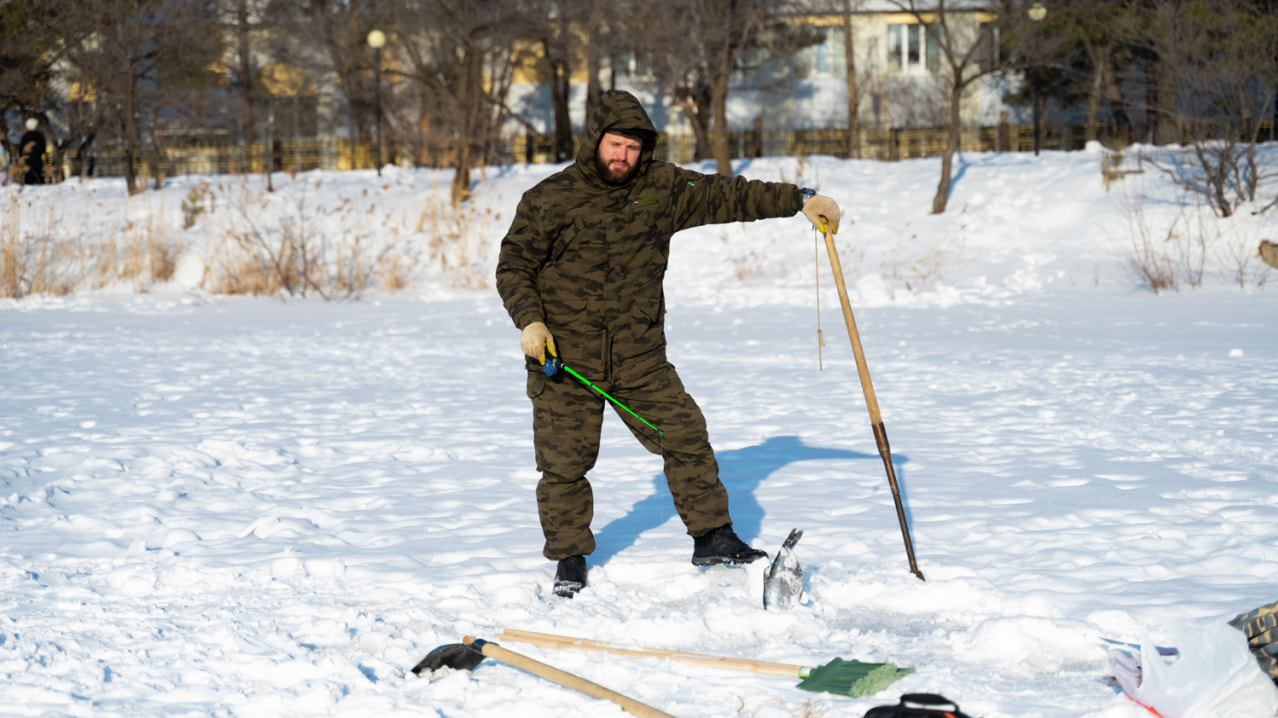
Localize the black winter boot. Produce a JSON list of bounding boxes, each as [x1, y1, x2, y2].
[[553, 555, 587, 597], [691, 525, 768, 566]]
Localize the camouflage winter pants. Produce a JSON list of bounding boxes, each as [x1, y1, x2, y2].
[[527, 361, 732, 560], [1230, 600, 1278, 681]]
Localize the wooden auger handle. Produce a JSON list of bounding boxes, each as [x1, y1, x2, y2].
[[496, 628, 807, 678], [463, 636, 677, 718]]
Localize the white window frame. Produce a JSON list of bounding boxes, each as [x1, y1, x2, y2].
[[612, 52, 652, 81], [887, 20, 939, 74]]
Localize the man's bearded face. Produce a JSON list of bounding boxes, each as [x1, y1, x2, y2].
[[595, 131, 643, 185]]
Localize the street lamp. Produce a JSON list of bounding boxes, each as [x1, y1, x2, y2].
[[367, 29, 386, 175], [1027, 3, 1047, 156]]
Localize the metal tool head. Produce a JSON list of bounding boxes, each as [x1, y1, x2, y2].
[[411, 641, 486, 675]]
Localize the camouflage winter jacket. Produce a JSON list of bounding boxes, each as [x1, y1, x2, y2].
[[496, 90, 805, 382]]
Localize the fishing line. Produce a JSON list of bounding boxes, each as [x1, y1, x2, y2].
[[814, 228, 825, 370]]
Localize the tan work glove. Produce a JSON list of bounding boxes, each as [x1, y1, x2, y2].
[[1261, 240, 1278, 270], [802, 194, 841, 235], [520, 321, 558, 364]]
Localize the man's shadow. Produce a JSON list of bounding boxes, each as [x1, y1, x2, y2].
[[591, 435, 908, 564]]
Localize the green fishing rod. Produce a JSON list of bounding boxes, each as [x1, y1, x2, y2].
[[543, 356, 663, 436]]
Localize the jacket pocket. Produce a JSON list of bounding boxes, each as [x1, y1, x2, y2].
[[550, 218, 587, 263], [634, 278, 665, 323], [526, 370, 547, 400]]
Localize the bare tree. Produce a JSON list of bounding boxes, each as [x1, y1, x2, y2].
[[642, 0, 818, 175], [528, 0, 582, 162], [219, 0, 272, 159], [888, 0, 1012, 214], [1132, 0, 1186, 145], [392, 0, 525, 204], [278, 0, 383, 147], [1047, 0, 1136, 143], [0, 0, 69, 123], [1, 0, 107, 179], [56, 0, 223, 193], [842, 0, 863, 157], [522, 0, 637, 160], [582, 0, 606, 123], [1134, 0, 1278, 217]]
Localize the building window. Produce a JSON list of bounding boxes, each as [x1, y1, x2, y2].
[[887, 22, 939, 74], [613, 52, 651, 81], [978, 21, 1000, 69]]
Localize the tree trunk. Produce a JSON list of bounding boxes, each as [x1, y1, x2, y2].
[[124, 67, 139, 195], [1271, 80, 1277, 142], [1150, 59, 1179, 145], [843, 0, 860, 158], [931, 85, 963, 214], [709, 31, 734, 177], [677, 83, 713, 162], [450, 49, 483, 206], [236, 0, 255, 159], [548, 49, 573, 162], [1102, 55, 1131, 144], [711, 71, 732, 176], [1084, 41, 1106, 142], [584, 0, 602, 131]]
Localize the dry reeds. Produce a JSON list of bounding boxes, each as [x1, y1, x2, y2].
[[1, 194, 75, 297], [204, 179, 416, 299]]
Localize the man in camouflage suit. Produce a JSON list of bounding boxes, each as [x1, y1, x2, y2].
[[496, 90, 841, 597]]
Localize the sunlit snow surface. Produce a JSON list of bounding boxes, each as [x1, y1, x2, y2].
[[2, 146, 1276, 717]]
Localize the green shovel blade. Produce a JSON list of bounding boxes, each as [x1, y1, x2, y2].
[[795, 658, 914, 698]]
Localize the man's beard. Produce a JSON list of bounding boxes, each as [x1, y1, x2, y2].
[[594, 152, 640, 185]]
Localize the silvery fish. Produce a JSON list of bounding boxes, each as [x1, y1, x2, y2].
[[763, 529, 804, 610]]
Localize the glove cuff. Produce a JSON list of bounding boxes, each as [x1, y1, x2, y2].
[[801, 188, 817, 203]]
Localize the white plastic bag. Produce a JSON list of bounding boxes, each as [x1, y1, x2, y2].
[[1115, 622, 1278, 718]]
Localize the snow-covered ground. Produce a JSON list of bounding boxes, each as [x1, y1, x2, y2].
[[2, 144, 1277, 717]]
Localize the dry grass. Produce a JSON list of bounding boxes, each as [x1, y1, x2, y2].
[[96, 204, 180, 291], [203, 179, 428, 299], [1114, 181, 1278, 292], [1219, 237, 1272, 289], [1116, 185, 1179, 293], [376, 247, 413, 292], [1114, 184, 1247, 294], [201, 182, 316, 297], [5, 172, 494, 299], [2, 187, 186, 298], [182, 182, 212, 229], [415, 195, 494, 290], [1, 194, 75, 297]]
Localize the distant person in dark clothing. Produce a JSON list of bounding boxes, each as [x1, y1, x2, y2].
[[19, 118, 47, 185]]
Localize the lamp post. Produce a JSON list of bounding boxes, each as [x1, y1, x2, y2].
[[1028, 3, 1046, 156], [367, 29, 386, 175]]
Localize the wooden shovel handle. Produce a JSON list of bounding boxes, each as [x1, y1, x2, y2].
[[819, 225, 881, 422], [820, 225, 924, 581], [495, 629, 807, 678], [463, 636, 676, 718]]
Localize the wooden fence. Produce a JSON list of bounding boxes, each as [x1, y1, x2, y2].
[[512, 122, 1096, 165], [24, 120, 1276, 182]]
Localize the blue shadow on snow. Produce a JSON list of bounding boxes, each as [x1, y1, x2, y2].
[[590, 435, 911, 565]]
